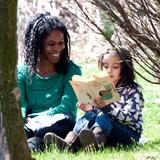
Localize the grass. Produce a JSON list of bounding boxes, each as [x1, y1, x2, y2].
[[32, 62, 160, 160]]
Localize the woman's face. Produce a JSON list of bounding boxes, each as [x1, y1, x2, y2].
[[102, 54, 121, 86], [41, 30, 65, 64]]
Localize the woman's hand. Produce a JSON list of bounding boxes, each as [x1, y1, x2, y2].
[[25, 117, 32, 124], [77, 102, 93, 112], [93, 98, 108, 109]]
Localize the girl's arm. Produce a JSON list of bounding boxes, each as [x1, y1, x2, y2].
[[76, 102, 93, 112], [97, 85, 144, 124]]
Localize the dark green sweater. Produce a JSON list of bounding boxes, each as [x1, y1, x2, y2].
[[17, 61, 82, 120]]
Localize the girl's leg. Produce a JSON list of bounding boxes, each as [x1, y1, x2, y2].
[[93, 112, 140, 146], [92, 127, 107, 146], [73, 111, 97, 134], [43, 111, 97, 152], [106, 120, 140, 146], [78, 112, 108, 149]]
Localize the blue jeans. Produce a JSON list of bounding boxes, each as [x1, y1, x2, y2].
[[73, 111, 140, 146]]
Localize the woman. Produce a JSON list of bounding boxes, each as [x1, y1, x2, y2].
[[17, 12, 81, 151]]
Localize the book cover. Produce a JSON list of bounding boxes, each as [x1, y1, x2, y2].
[[70, 71, 120, 105]]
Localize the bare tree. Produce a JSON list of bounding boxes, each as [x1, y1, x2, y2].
[[0, 0, 32, 159], [61, 0, 160, 84], [16, 0, 160, 83]]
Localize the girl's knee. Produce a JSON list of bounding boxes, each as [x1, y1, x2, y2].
[[95, 113, 114, 135], [97, 112, 112, 122], [85, 111, 97, 120]]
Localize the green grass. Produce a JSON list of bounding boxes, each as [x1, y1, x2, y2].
[[32, 62, 160, 160]]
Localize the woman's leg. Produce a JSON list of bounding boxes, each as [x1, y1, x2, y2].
[[35, 114, 75, 138], [27, 114, 75, 152]]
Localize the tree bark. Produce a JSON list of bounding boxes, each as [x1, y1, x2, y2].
[[0, 112, 10, 159], [0, 0, 32, 159]]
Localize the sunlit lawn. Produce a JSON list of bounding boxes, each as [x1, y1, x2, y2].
[[33, 62, 160, 160]]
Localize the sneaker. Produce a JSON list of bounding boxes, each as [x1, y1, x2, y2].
[[27, 136, 45, 152], [43, 132, 71, 151], [79, 129, 98, 151]]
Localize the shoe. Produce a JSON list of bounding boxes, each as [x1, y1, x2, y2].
[[27, 136, 45, 152], [93, 127, 107, 148], [79, 129, 98, 151], [43, 132, 71, 151], [64, 131, 80, 153], [64, 131, 78, 144]]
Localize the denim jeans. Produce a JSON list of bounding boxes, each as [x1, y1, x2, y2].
[[73, 111, 140, 146]]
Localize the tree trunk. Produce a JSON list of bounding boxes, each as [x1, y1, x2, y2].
[[0, 0, 32, 159], [0, 112, 10, 159]]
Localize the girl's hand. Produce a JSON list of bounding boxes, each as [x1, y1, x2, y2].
[[93, 98, 108, 108], [77, 102, 93, 112]]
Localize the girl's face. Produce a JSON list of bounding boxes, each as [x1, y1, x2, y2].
[[102, 54, 121, 86], [41, 30, 65, 64]]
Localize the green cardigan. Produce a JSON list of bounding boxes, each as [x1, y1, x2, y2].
[[17, 61, 82, 121]]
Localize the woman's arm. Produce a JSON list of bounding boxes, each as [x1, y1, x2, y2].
[[17, 65, 29, 120], [46, 62, 82, 120]]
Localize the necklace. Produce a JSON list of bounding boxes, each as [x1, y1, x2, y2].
[[36, 64, 56, 76]]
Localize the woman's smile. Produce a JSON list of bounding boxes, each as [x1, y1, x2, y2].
[[49, 52, 61, 57]]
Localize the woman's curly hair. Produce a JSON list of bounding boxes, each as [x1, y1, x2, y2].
[[23, 12, 71, 78]]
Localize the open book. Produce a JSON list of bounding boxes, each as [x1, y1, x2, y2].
[[70, 71, 120, 105]]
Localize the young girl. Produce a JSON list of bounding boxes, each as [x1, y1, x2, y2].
[[44, 47, 144, 152]]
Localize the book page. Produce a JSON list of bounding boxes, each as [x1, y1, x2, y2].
[[70, 71, 120, 105], [70, 80, 96, 105]]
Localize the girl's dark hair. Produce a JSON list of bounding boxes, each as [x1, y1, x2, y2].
[[98, 47, 135, 87], [23, 12, 71, 78]]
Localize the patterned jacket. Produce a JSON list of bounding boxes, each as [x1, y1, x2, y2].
[[101, 83, 144, 134]]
